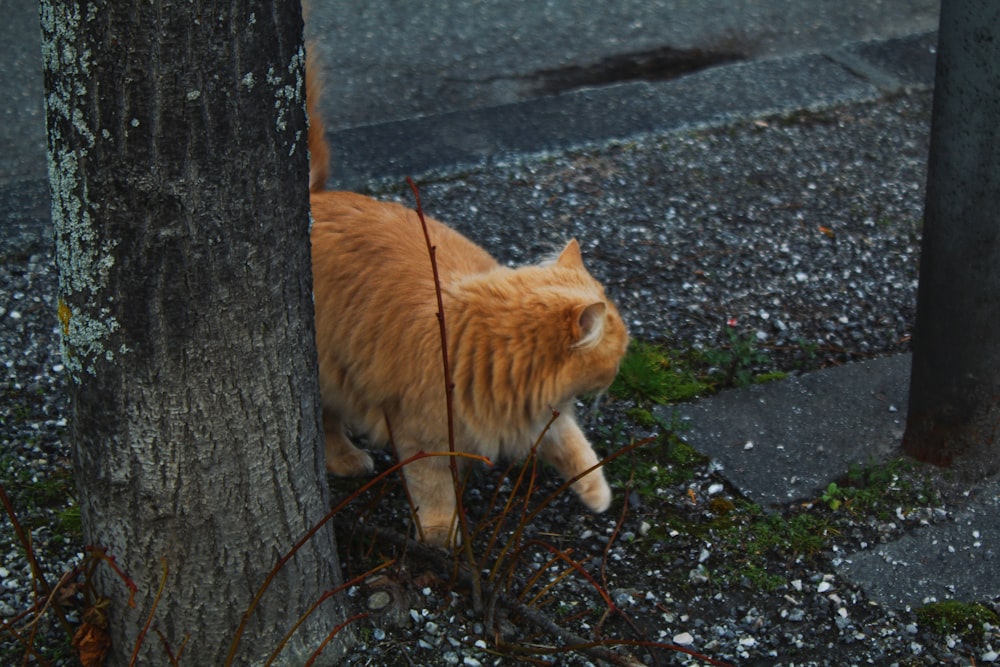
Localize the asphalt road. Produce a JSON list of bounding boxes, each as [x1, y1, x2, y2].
[[3, 1, 939, 188], [306, 0, 938, 130]]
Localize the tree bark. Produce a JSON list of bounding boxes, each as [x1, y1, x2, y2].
[[902, 2, 1000, 477], [41, 1, 351, 664]]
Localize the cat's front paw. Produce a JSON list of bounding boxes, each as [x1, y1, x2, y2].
[[574, 471, 612, 513], [420, 524, 460, 548], [417, 513, 462, 548], [325, 442, 375, 477]]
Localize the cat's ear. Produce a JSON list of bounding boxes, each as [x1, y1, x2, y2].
[[572, 301, 606, 350], [555, 239, 584, 269]]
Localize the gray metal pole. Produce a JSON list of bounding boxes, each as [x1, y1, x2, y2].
[[902, 1, 1000, 474]]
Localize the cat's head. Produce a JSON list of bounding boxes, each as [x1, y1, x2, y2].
[[452, 239, 628, 410], [540, 239, 629, 398]]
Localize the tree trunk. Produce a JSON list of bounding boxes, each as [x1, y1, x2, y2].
[[902, 2, 1000, 477], [40, 1, 351, 664]]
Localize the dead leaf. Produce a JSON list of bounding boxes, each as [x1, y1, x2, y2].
[[73, 598, 111, 667], [73, 622, 110, 667]]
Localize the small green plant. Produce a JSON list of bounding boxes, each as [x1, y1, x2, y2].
[[916, 600, 999, 638], [821, 482, 844, 510], [825, 458, 940, 518], [703, 327, 770, 388]]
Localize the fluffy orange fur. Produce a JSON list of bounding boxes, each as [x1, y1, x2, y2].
[[307, 56, 629, 546]]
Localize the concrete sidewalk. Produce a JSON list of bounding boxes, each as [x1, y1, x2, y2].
[[664, 353, 1000, 613]]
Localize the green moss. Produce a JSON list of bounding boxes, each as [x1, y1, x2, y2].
[[707, 497, 735, 515], [740, 564, 788, 592], [625, 407, 658, 427], [916, 601, 999, 638], [703, 505, 836, 591], [823, 458, 940, 518], [609, 432, 709, 496], [56, 504, 82, 535], [0, 453, 75, 530], [667, 440, 708, 468], [609, 340, 711, 404], [609, 334, 799, 407]]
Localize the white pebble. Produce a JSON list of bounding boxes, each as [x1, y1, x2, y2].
[[743, 441, 754, 451], [673, 632, 694, 645]]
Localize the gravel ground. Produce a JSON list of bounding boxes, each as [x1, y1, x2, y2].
[[5, 89, 998, 665]]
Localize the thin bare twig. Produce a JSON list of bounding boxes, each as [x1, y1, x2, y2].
[[264, 562, 392, 666], [0, 483, 74, 638], [226, 449, 487, 666], [129, 558, 169, 667], [351, 525, 721, 667], [482, 410, 560, 588], [406, 177, 482, 610]]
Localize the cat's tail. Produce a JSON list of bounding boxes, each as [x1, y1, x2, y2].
[[306, 43, 330, 193]]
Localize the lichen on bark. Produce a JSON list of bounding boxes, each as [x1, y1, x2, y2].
[[41, 0, 123, 381]]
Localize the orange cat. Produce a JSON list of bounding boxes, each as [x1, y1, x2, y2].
[[306, 59, 629, 546]]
